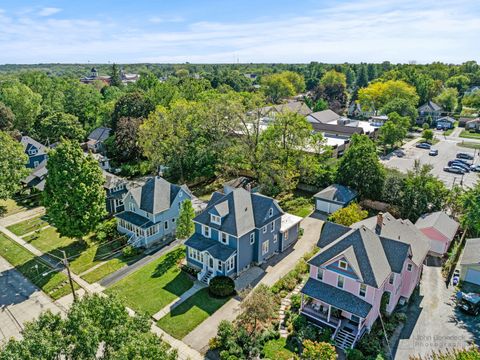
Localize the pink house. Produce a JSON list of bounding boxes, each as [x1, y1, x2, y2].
[[300, 213, 429, 350], [415, 211, 459, 256]]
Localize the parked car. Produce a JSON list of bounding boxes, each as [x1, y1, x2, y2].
[[454, 158, 473, 166], [416, 142, 432, 149], [447, 161, 470, 172], [444, 166, 465, 174], [457, 152, 474, 160], [471, 164, 480, 172], [394, 149, 405, 157], [429, 149, 438, 156], [458, 293, 480, 316]]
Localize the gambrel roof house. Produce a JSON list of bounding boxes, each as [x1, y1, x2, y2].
[[300, 213, 429, 349]]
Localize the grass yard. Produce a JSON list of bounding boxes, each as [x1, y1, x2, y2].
[[457, 141, 480, 150], [7, 215, 49, 236], [81, 257, 131, 283], [263, 338, 295, 360], [0, 199, 27, 218], [157, 288, 230, 339], [278, 190, 314, 218], [106, 246, 193, 316], [460, 130, 480, 140], [0, 233, 77, 299]]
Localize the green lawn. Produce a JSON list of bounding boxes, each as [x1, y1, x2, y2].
[[457, 141, 480, 150], [0, 199, 27, 218], [263, 338, 296, 360], [106, 246, 193, 316], [23, 226, 76, 253], [7, 215, 49, 236], [278, 191, 314, 218], [157, 288, 230, 339], [460, 130, 480, 139], [82, 257, 130, 283], [0, 233, 77, 299]]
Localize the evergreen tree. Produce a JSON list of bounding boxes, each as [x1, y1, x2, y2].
[[110, 63, 123, 87], [176, 199, 195, 239], [356, 65, 369, 88]]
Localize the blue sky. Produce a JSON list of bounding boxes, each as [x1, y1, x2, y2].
[[0, 0, 479, 64]]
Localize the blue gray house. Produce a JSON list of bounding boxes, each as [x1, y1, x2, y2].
[[21, 136, 48, 168], [115, 176, 194, 248], [185, 187, 302, 284]]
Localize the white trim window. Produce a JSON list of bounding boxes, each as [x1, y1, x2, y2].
[[220, 232, 228, 245], [268, 208, 273, 218], [317, 268, 323, 281], [250, 232, 255, 245], [164, 221, 169, 230], [270, 221, 275, 232], [337, 275, 345, 289], [407, 263, 413, 271], [389, 273, 394, 284], [129, 203, 135, 212], [226, 257, 235, 272], [263, 226, 267, 233], [339, 260, 348, 270], [202, 225, 211, 238], [284, 231, 289, 241], [188, 248, 203, 263], [217, 261, 223, 271], [273, 234, 277, 243], [262, 240, 269, 255], [359, 283, 367, 297], [211, 214, 221, 225]]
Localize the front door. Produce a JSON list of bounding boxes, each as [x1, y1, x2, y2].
[[208, 255, 214, 270]]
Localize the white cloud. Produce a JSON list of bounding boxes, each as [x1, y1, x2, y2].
[[38, 7, 61, 17], [149, 15, 184, 24], [0, 0, 479, 63]]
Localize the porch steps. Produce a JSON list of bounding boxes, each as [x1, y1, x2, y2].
[[200, 270, 213, 285], [335, 328, 357, 350]]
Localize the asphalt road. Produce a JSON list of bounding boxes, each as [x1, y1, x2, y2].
[[382, 138, 479, 189], [0, 256, 61, 344]]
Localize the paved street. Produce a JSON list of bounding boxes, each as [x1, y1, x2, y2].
[[0, 256, 62, 345], [393, 259, 478, 359], [382, 137, 479, 189], [183, 215, 324, 354]]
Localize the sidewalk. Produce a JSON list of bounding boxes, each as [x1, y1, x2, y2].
[[0, 207, 45, 227]]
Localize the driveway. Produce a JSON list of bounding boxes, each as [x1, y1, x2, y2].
[[393, 259, 478, 359], [183, 215, 324, 354], [0, 256, 62, 344]]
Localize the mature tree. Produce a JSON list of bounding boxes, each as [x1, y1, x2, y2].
[[328, 203, 368, 226], [399, 162, 447, 221], [445, 185, 465, 220], [358, 80, 419, 114], [261, 71, 305, 103], [44, 140, 106, 238], [0, 295, 177, 360], [176, 199, 195, 239], [110, 63, 123, 87], [462, 91, 480, 110], [112, 91, 154, 130], [63, 81, 102, 127], [0, 131, 29, 200], [36, 112, 85, 144], [114, 117, 143, 161], [356, 65, 369, 88], [313, 70, 348, 113], [422, 129, 434, 143], [301, 340, 337, 360], [145, 81, 180, 108], [445, 75, 470, 95], [380, 98, 418, 124], [336, 134, 385, 200], [461, 181, 480, 237], [257, 112, 313, 196], [0, 102, 15, 131], [237, 284, 276, 335], [434, 87, 458, 112], [378, 112, 410, 153], [381, 169, 405, 206], [0, 82, 42, 132]]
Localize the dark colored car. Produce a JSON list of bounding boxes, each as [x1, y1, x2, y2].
[[447, 161, 470, 172], [429, 149, 438, 156], [416, 142, 432, 149], [471, 165, 480, 172], [457, 152, 474, 160], [455, 158, 473, 166], [444, 166, 465, 174], [458, 293, 480, 316]]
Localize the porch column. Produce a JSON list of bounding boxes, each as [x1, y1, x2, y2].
[[327, 305, 331, 323], [358, 318, 362, 332], [300, 293, 304, 309]]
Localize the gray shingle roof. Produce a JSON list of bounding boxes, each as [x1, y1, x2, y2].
[[460, 238, 480, 265], [116, 211, 153, 228], [258, 101, 312, 117], [87, 127, 111, 142], [185, 233, 236, 261], [436, 116, 455, 123], [309, 226, 392, 287], [318, 222, 351, 248], [311, 122, 364, 136], [309, 109, 341, 124], [415, 211, 459, 242], [195, 188, 283, 237], [380, 237, 410, 274], [21, 136, 48, 156], [314, 184, 358, 205], [418, 101, 442, 112], [301, 278, 372, 318]]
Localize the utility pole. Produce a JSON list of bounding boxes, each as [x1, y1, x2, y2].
[[61, 250, 77, 302]]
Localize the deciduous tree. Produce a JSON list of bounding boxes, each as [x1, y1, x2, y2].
[[0, 102, 15, 131], [111, 91, 154, 130], [358, 80, 419, 114], [261, 71, 305, 103], [114, 116, 143, 161], [36, 112, 85, 144], [0, 131, 29, 200], [301, 340, 337, 360], [378, 112, 410, 153], [328, 203, 368, 226], [0, 82, 42, 132], [434, 87, 458, 112], [461, 181, 480, 236]]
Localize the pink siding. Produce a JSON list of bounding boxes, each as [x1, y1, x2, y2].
[[420, 228, 450, 255]]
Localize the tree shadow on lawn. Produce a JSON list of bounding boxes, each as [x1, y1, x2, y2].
[[162, 271, 194, 298], [151, 248, 185, 279]]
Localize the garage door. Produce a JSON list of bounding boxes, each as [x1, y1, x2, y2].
[[465, 269, 480, 285], [316, 200, 330, 213]]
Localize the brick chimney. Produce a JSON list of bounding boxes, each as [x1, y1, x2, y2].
[[375, 212, 384, 234]]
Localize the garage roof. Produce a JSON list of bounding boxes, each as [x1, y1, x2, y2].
[[314, 184, 358, 205], [461, 238, 480, 265]]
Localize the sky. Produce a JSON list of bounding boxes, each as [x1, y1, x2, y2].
[[0, 0, 479, 64]]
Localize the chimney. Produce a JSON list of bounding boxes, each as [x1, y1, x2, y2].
[[375, 212, 383, 234]]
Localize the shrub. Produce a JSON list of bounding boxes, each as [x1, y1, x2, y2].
[[290, 294, 301, 311], [181, 264, 200, 277], [209, 276, 235, 297], [122, 245, 138, 258], [95, 218, 118, 243], [347, 348, 366, 360]]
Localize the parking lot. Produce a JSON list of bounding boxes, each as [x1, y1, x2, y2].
[[382, 138, 479, 189]]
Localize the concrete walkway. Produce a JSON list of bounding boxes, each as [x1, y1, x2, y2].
[[0, 207, 45, 227], [153, 281, 206, 321], [183, 215, 324, 353]]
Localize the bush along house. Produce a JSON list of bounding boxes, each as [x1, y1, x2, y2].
[[115, 176, 194, 248], [185, 187, 302, 285], [300, 213, 429, 350]]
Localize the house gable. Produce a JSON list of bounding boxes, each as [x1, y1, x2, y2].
[[323, 254, 361, 281]]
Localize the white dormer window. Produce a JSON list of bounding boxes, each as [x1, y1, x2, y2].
[[179, 191, 183, 198], [129, 203, 135, 212], [407, 263, 413, 271], [339, 260, 348, 270], [211, 214, 221, 225], [268, 208, 273, 218], [220, 232, 228, 245], [203, 225, 211, 238]]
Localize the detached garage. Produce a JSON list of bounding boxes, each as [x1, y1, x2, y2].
[[460, 238, 480, 286], [313, 184, 358, 214]]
